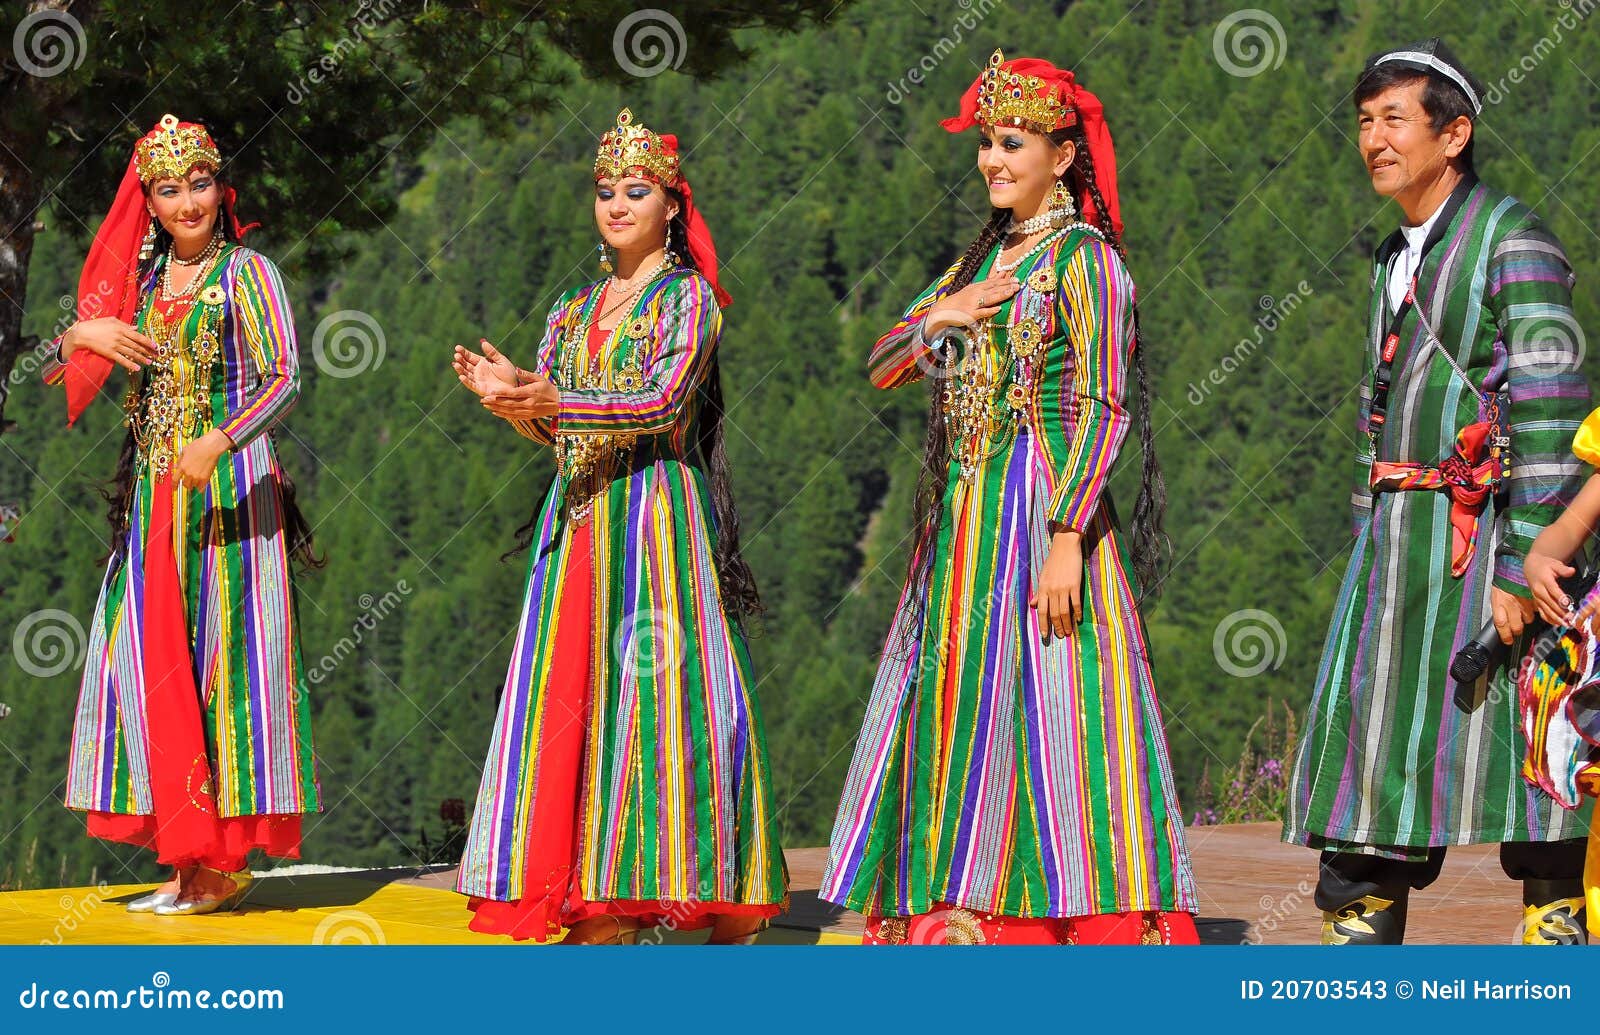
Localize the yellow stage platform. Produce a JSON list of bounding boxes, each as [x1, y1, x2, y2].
[[0, 869, 860, 946]]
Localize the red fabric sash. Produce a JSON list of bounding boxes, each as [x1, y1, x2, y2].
[[1369, 420, 1497, 578]]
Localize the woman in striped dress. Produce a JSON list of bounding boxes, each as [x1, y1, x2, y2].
[[449, 109, 785, 944], [46, 115, 320, 914], [819, 52, 1199, 945]]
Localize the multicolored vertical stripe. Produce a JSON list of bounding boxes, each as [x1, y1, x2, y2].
[[63, 245, 319, 819], [821, 231, 1197, 919], [458, 270, 785, 908], [1285, 183, 1594, 856]]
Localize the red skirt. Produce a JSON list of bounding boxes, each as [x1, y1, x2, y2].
[[863, 905, 1200, 945], [85, 472, 300, 873], [465, 512, 778, 941]]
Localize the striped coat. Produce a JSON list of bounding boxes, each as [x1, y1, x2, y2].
[[1284, 182, 1595, 856], [820, 229, 1198, 919], [48, 245, 319, 818], [457, 270, 786, 908]]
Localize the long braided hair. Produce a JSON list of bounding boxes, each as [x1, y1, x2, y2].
[[103, 164, 322, 574], [509, 190, 763, 621], [903, 122, 1168, 608]]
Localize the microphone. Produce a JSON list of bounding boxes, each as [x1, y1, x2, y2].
[[1449, 566, 1596, 685], [1449, 624, 1504, 685]]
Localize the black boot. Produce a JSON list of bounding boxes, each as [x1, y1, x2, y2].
[[1520, 878, 1588, 945], [1321, 892, 1407, 945]]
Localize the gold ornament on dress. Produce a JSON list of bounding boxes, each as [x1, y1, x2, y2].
[[939, 907, 987, 945], [975, 49, 1077, 131], [875, 917, 909, 945], [1028, 265, 1058, 294], [127, 250, 229, 479], [942, 230, 1065, 482], [134, 113, 223, 184], [594, 108, 680, 187]]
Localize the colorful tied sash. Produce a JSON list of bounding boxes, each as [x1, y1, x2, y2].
[[1369, 411, 1502, 578], [1366, 174, 1507, 578]]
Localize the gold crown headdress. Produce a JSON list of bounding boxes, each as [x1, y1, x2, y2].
[[975, 49, 1077, 131], [593, 108, 681, 187], [133, 113, 223, 184]]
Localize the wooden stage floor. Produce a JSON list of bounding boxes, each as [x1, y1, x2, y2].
[[0, 823, 1537, 945]]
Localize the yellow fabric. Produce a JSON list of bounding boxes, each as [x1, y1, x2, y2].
[[1587, 824, 1599, 939], [1573, 407, 1600, 466], [0, 873, 856, 945]]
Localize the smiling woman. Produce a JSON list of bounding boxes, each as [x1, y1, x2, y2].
[[818, 50, 1200, 946], [448, 108, 785, 946], [42, 114, 322, 917]]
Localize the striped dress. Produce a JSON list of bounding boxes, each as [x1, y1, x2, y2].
[[820, 229, 1199, 922], [1284, 181, 1595, 858], [47, 245, 318, 822], [456, 269, 786, 932]]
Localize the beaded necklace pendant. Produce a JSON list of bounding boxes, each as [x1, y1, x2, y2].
[[943, 231, 1064, 482], [553, 287, 650, 521], [126, 250, 230, 478]]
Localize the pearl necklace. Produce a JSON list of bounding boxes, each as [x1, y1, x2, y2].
[[1005, 205, 1072, 238], [159, 236, 226, 300], [992, 226, 1067, 275], [591, 253, 676, 330]]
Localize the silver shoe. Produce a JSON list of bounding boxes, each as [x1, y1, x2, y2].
[[125, 888, 180, 913], [153, 872, 254, 917]]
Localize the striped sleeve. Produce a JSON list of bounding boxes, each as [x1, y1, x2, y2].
[[868, 259, 962, 389], [40, 337, 67, 385], [554, 274, 717, 436], [216, 252, 300, 449], [1490, 217, 1592, 595], [506, 289, 576, 446], [1046, 237, 1135, 531]]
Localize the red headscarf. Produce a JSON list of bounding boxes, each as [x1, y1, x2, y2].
[[594, 110, 731, 308], [940, 55, 1122, 238], [62, 116, 252, 425]]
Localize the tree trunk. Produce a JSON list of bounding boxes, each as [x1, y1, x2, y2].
[[0, 138, 42, 437]]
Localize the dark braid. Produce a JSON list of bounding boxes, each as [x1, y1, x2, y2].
[[1054, 124, 1169, 601], [903, 209, 1010, 597]]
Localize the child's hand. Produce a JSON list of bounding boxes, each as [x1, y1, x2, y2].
[[1525, 549, 1579, 626]]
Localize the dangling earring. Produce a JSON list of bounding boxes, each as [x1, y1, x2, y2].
[[138, 216, 159, 261], [1050, 178, 1076, 217], [663, 221, 677, 265], [596, 240, 613, 275]]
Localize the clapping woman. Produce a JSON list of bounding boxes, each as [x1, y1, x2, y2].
[[450, 109, 786, 944]]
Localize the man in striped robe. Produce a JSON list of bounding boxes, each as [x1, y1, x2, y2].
[[1283, 38, 1594, 945]]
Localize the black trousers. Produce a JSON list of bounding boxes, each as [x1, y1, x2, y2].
[[1315, 839, 1589, 912]]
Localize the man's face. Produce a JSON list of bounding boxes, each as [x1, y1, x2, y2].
[[1356, 79, 1460, 199]]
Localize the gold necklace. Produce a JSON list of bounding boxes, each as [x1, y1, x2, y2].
[[943, 229, 1065, 481], [555, 258, 676, 521], [160, 235, 225, 300]]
